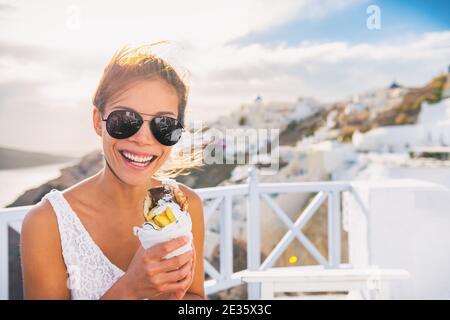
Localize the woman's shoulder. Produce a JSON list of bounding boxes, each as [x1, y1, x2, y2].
[[21, 195, 62, 254], [174, 182, 202, 205], [23, 175, 95, 235], [23, 196, 58, 229], [172, 181, 204, 219], [160, 177, 201, 203], [21, 193, 69, 299]]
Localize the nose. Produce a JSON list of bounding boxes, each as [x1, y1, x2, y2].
[[128, 121, 158, 146]]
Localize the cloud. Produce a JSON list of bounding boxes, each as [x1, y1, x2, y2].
[[0, 0, 449, 154], [0, 0, 363, 113], [0, 3, 15, 12], [0, 0, 361, 50], [187, 31, 450, 112]]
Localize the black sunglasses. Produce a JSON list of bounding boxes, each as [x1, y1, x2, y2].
[[101, 108, 184, 146]]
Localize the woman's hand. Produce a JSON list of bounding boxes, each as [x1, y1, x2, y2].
[[104, 236, 194, 300], [151, 244, 196, 300]]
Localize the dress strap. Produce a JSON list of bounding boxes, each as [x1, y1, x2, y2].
[[42, 189, 76, 225], [41, 189, 81, 274]]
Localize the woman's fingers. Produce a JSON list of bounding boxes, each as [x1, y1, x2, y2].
[[145, 236, 188, 260], [148, 249, 193, 275], [157, 258, 192, 284], [190, 245, 196, 274], [165, 246, 195, 295], [151, 291, 179, 300], [142, 242, 194, 298], [148, 252, 195, 299], [163, 271, 193, 292]]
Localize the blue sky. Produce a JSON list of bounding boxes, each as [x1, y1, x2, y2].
[[232, 0, 450, 46]]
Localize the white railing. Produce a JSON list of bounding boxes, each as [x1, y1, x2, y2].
[[0, 206, 28, 300], [0, 167, 350, 299]]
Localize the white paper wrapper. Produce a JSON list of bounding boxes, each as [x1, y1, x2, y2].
[[133, 211, 193, 260]]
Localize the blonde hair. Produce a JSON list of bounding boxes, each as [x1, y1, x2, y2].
[[93, 42, 204, 178]]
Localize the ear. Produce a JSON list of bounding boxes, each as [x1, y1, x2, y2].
[[92, 107, 103, 137]]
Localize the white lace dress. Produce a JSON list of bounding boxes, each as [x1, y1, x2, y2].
[[42, 189, 125, 300]]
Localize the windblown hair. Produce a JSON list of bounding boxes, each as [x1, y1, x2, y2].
[[92, 42, 203, 178]]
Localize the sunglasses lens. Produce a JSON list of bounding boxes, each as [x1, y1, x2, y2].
[[106, 110, 142, 139], [150, 116, 183, 146]]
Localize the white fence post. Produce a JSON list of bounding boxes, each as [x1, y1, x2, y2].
[[0, 220, 8, 300], [328, 190, 341, 268], [0, 207, 31, 300], [219, 194, 233, 281], [247, 167, 261, 299]]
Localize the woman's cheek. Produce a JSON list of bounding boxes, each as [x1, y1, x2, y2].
[[155, 148, 172, 170], [103, 137, 117, 164]]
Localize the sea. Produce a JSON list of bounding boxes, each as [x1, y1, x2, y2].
[[0, 160, 77, 208]]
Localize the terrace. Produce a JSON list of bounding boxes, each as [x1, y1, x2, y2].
[[1, 167, 449, 299]]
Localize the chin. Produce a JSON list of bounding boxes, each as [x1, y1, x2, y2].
[[120, 173, 153, 187]]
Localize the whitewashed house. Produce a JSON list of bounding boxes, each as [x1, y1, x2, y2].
[[353, 97, 450, 152]]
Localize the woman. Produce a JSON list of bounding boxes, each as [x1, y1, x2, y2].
[[20, 44, 205, 300]]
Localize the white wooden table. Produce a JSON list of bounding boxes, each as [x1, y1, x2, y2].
[[239, 266, 410, 300]]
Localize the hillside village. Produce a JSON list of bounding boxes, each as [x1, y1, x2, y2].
[[188, 68, 450, 299], [188, 67, 450, 188]]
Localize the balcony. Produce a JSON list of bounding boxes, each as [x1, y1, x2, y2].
[[1, 168, 449, 299]]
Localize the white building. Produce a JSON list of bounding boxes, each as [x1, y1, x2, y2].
[[353, 98, 450, 152], [344, 83, 409, 116], [345, 94, 367, 114], [287, 97, 324, 122], [353, 125, 418, 152], [418, 98, 450, 124], [442, 72, 450, 99], [346, 179, 450, 299]]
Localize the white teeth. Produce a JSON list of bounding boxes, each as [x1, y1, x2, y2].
[[122, 151, 154, 164]]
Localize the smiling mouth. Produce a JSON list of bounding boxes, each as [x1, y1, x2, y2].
[[119, 150, 158, 168]]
